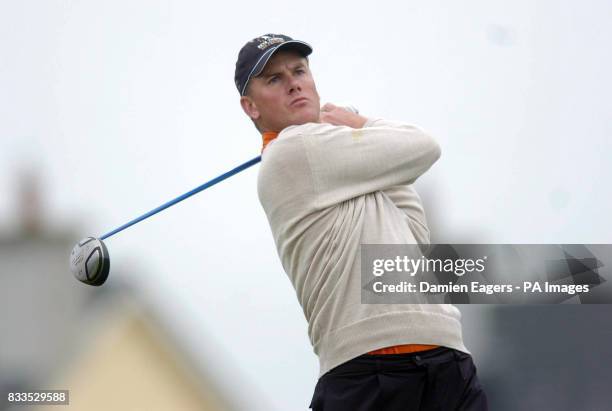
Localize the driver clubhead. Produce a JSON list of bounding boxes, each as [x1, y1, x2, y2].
[[70, 237, 110, 286]]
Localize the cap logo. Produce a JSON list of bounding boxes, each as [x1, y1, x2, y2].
[[257, 35, 285, 50]]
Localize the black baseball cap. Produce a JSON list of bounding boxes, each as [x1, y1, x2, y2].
[[235, 34, 313, 96]]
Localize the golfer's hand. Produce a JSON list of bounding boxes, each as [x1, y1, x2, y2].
[[320, 103, 367, 129]]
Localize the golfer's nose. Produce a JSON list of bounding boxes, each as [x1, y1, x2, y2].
[[288, 75, 302, 94]]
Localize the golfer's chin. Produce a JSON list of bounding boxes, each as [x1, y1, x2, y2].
[[289, 105, 320, 126]]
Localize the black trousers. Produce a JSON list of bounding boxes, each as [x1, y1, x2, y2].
[[309, 347, 488, 411]]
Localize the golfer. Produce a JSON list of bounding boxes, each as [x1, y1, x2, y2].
[[235, 34, 488, 410]]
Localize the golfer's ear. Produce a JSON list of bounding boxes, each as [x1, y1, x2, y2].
[[240, 96, 260, 120]]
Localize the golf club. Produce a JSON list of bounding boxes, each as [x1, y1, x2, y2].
[[70, 155, 261, 286]]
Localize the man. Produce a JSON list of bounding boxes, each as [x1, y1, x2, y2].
[[235, 34, 488, 410]]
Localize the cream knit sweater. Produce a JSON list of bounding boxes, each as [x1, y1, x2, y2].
[[257, 118, 469, 377]]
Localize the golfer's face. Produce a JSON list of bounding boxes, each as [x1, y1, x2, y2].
[[247, 50, 320, 132]]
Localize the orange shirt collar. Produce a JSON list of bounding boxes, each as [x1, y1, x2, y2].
[[262, 131, 279, 153]]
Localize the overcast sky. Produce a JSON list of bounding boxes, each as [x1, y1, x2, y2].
[[1, 1, 611, 409]]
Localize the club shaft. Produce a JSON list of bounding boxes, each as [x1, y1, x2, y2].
[[100, 155, 262, 240]]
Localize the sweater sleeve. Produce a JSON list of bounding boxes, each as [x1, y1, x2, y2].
[[284, 120, 441, 210], [382, 185, 431, 245], [363, 118, 435, 245]]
